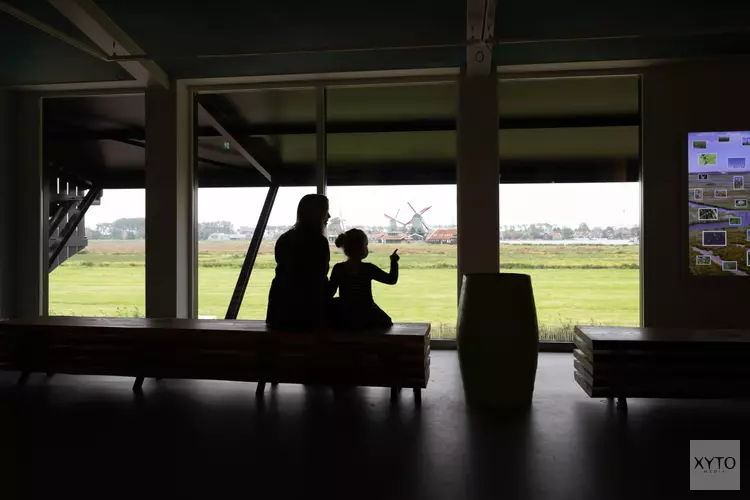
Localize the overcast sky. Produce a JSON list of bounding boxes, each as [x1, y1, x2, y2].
[[84, 183, 640, 229]]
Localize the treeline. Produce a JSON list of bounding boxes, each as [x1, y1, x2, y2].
[[87, 218, 145, 240], [501, 223, 640, 241], [87, 219, 238, 240], [87, 218, 640, 242]]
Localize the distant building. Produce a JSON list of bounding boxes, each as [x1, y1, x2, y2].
[[552, 232, 562, 240], [425, 228, 457, 244], [208, 233, 231, 241], [373, 233, 414, 244]]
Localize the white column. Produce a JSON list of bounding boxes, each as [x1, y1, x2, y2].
[[457, 72, 500, 289], [145, 84, 195, 318], [15, 93, 47, 317]]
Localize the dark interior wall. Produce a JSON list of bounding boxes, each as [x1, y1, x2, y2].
[[642, 59, 750, 328], [498, 0, 750, 38], [0, 91, 15, 317]]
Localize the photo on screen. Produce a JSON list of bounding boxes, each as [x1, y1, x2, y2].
[[722, 261, 738, 271], [699, 153, 718, 166], [698, 208, 719, 221], [702, 230, 727, 247], [729, 158, 747, 169], [688, 131, 750, 277]]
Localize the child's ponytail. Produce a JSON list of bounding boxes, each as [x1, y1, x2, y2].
[[335, 233, 347, 248]]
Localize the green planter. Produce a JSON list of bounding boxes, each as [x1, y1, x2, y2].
[[457, 273, 539, 410]]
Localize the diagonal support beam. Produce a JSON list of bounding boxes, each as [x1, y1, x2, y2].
[[197, 94, 274, 182], [48, 0, 169, 88], [225, 183, 279, 320], [48, 200, 78, 237]]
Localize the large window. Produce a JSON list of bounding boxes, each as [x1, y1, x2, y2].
[[499, 183, 640, 341], [49, 188, 146, 317], [196, 186, 316, 319], [327, 185, 457, 338]]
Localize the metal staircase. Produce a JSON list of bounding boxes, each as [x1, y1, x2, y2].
[[48, 175, 101, 272]]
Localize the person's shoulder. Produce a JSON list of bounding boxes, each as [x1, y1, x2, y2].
[[277, 229, 293, 242], [363, 262, 380, 272]]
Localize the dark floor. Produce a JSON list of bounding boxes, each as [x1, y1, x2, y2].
[[1, 352, 748, 500]]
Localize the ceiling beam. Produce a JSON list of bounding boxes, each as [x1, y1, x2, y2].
[[466, 0, 496, 76], [45, 114, 640, 141], [48, 0, 169, 88], [196, 94, 275, 182]]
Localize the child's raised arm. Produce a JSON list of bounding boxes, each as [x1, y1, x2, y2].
[[369, 249, 399, 285]]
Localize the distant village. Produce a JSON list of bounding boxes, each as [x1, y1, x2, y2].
[[195, 222, 640, 245], [87, 217, 640, 245]]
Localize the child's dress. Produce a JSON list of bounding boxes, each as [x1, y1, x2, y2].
[[329, 260, 398, 330]]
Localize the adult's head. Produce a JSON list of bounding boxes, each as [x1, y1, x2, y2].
[[295, 194, 330, 233]]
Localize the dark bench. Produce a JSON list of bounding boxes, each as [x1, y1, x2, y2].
[[574, 325, 750, 411], [0, 317, 430, 402]]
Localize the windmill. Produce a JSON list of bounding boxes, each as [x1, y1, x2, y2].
[[327, 209, 346, 240], [406, 202, 432, 239], [384, 209, 407, 235]]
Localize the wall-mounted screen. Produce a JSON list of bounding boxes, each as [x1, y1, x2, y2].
[[689, 131, 750, 276]]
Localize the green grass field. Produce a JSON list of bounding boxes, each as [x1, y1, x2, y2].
[[49, 241, 641, 341]]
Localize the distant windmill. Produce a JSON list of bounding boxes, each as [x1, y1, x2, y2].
[[327, 209, 346, 236], [406, 202, 432, 239], [384, 209, 407, 235]]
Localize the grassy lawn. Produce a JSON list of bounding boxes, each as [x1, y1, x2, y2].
[[49, 241, 641, 341]]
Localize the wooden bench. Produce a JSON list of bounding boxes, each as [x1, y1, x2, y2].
[[0, 317, 430, 402], [574, 325, 750, 411]]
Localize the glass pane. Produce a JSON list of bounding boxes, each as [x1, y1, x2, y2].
[[499, 183, 640, 341], [49, 188, 146, 317], [327, 185, 457, 338], [196, 186, 316, 320]]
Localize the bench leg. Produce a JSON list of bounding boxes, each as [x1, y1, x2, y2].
[[256, 381, 266, 397], [414, 388, 422, 406], [132, 377, 145, 392], [17, 372, 30, 386], [616, 397, 628, 412]]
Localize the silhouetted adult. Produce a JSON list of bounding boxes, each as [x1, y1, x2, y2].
[[266, 194, 331, 330]]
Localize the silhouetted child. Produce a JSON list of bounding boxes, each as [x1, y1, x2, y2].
[[330, 228, 399, 330]]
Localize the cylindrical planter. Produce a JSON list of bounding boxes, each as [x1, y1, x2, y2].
[[457, 273, 539, 410]]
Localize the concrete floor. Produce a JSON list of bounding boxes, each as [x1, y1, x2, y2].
[[1, 352, 748, 500]]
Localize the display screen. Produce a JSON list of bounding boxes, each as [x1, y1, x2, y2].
[[689, 131, 750, 275]]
